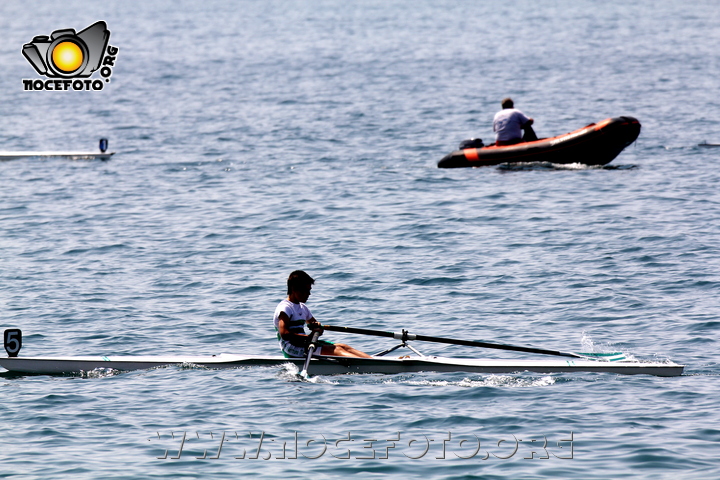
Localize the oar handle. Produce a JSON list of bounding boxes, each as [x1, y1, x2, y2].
[[321, 325, 583, 359]]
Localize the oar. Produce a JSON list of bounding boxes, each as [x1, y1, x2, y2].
[[299, 331, 321, 379], [321, 325, 624, 361]]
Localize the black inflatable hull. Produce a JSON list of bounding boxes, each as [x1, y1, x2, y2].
[[438, 116, 641, 168]]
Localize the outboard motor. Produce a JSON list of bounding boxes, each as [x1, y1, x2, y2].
[[99, 138, 109, 153], [458, 138, 484, 149]]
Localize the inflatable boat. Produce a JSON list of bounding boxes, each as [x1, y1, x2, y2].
[[438, 116, 641, 168]]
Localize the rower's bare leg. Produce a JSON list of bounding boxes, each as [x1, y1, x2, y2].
[[321, 343, 372, 358]]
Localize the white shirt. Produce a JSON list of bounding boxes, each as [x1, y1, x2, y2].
[[273, 299, 313, 333], [273, 299, 315, 358], [493, 108, 531, 142]]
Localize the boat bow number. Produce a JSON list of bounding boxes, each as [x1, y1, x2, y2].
[[4, 329, 22, 357]]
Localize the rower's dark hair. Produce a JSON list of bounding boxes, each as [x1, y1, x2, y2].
[[287, 270, 315, 295], [501, 97, 514, 109]]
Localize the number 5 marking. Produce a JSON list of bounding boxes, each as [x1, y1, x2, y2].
[[4, 329, 22, 357]]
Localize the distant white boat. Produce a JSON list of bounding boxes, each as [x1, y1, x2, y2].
[[0, 151, 114, 161], [0, 138, 114, 161]]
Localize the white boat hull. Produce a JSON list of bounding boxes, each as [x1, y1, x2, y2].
[[0, 151, 114, 161], [0, 354, 684, 377]]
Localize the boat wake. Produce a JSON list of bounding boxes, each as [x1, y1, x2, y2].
[[80, 368, 123, 378], [498, 162, 637, 172], [278, 362, 339, 384], [277, 361, 556, 387], [82, 362, 208, 378], [581, 332, 637, 362], [397, 375, 556, 388]]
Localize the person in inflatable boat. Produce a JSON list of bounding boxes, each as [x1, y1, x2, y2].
[[493, 98, 538, 146]]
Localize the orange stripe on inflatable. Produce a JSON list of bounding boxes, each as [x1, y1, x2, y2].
[[594, 119, 612, 131], [463, 148, 479, 161]]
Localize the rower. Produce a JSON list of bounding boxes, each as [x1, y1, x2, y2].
[[273, 270, 371, 359]]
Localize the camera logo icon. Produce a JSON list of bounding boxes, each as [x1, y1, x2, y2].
[[22, 21, 119, 91], [23, 21, 109, 78]]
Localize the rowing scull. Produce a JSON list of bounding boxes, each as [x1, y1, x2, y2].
[[1, 328, 684, 377], [0, 354, 683, 377]]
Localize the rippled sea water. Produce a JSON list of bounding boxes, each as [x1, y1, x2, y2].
[[1, 1, 719, 478]]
